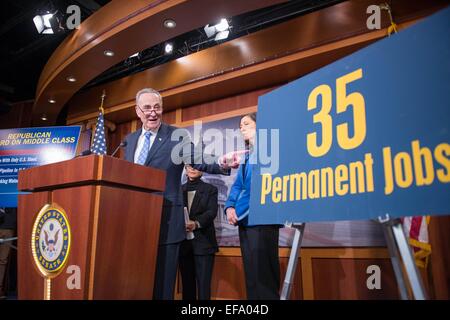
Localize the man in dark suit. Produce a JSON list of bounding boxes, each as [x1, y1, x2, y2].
[[124, 88, 238, 300], [180, 165, 218, 300], [0, 207, 16, 299]]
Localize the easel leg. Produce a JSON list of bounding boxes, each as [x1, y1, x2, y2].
[[390, 219, 427, 300], [280, 223, 305, 300], [379, 216, 427, 300], [380, 220, 409, 299]]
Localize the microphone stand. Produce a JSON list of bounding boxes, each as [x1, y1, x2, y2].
[[111, 141, 127, 157]]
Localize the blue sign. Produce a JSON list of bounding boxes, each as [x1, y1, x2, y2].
[[0, 126, 81, 207], [249, 7, 450, 225]]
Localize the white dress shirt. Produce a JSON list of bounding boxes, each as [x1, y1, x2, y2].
[[187, 191, 196, 213], [133, 126, 160, 164]]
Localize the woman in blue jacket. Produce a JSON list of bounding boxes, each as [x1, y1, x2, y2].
[[224, 113, 280, 300]]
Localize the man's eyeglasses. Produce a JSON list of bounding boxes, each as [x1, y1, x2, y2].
[[137, 104, 162, 113]]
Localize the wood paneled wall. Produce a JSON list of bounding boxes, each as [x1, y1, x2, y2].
[[429, 216, 450, 299], [181, 88, 274, 123], [175, 247, 400, 300], [0, 101, 33, 129], [107, 121, 133, 160]]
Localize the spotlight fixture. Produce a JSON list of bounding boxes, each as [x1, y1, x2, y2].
[[215, 30, 230, 41], [125, 52, 141, 67], [204, 18, 230, 41], [41, 114, 48, 121], [215, 18, 229, 32], [48, 98, 56, 104], [203, 24, 216, 38], [104, 50, 115, 57], [33, 13, 54, 34], [33, 10, 65, 34], [66, 76, 77, 82], [165, 43, 174, 54], [163, 19, 176, 29]]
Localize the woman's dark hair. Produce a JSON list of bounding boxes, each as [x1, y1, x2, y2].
[[240, 112, 257, 148], [240, 112, 257, 123]]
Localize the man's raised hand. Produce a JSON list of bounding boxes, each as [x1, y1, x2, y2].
[[219, 150, 249, 169]]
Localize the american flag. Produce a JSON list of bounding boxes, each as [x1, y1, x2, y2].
[[90, 109, 107, 155], [402, 216, 431, 268]]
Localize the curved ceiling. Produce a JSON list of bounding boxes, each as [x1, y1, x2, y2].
[[33, 0, 287, 124]]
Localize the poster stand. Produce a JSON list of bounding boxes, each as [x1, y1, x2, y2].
[[280, 222, 305, 300], [378, 214, 427, 300], [280, 216, 427, 300]]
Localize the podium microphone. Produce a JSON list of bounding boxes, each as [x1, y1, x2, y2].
[[111, 140, 127, 157], [75, 149, 92, 158]]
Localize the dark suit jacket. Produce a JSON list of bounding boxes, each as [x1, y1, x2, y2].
[[0, 207, 17, 230], [182, 179, 218, 255], [124, 122, 228, 244]]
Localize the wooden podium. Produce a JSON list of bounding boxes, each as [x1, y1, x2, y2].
[[17, 155, 166, 300]]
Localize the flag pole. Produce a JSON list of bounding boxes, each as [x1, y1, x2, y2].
[[380, 3, 398, 36], [90, 90, 108, 155], [100, 90, 106, 113]]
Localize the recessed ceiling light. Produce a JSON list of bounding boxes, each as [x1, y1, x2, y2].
[[104, 50, 115, 57], [41, 114, 48, 121], [48, 98, 56, 104], [163, 19, 176, 29], [66, 76, 76, 82]]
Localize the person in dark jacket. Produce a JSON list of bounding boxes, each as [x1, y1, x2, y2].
[[0, 207, 16, 299], [179, 165, 218, 300]]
